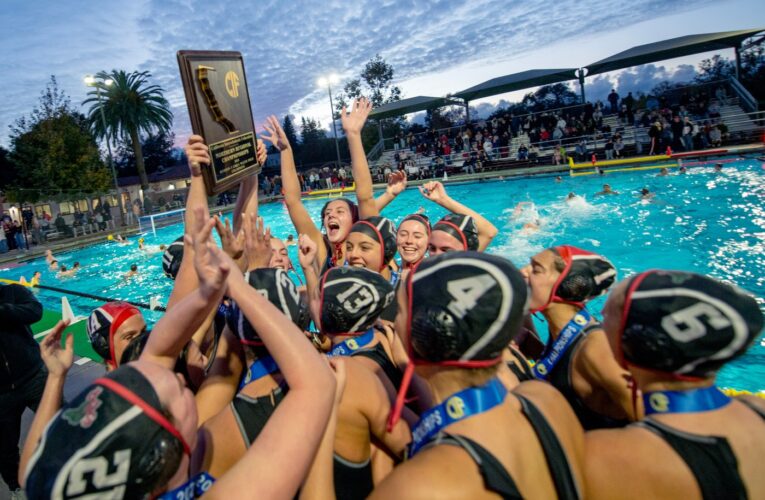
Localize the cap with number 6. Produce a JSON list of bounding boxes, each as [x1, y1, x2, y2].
[[614, 270, 763, 379]]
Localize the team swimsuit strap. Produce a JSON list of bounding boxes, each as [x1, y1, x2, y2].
[[239, 355, 280, 391], [408, 377, 507, 457], [643, 385, 731, 416], [532, 309, 592, 379], [158, 471, 215, 500], [327, 328, 376, 357]]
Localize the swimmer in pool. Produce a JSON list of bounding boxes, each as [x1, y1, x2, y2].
[[48, 259, 58, 271], [58, 262, 80, 278], [714, 162, 723, 173], [640, 188, 655, 200], [678, 166, 687, 174], [285, 234, 296, 246], [19, 271, 42, 287], [44, 249, 55, 265], [124, 263, 139, 279], [585, 270, 765, 499], [658, 167, 669, 176], [595, 184, 619, 196], [555, 176, 563, 183]]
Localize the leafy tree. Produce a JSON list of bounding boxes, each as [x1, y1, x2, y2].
[[114, 131, 177, 177], [0, 146, 14, 192], [424, 107, 455, 130], [695, 55, 735, 83], [282, 115, 299, 151], [7, 76, 111, 203], [84, 70, 172, 190]]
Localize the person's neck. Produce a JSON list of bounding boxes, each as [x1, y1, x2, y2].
[[634, 369, 715, 394], [423, 368, 493, 406], [542, 303, 583, 339]]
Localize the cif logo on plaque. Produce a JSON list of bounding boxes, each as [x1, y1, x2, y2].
[[225, 71, 240, 98]]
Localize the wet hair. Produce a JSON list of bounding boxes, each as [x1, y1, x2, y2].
[[130, 264, 138, 272], [319, 198, 359, 229]]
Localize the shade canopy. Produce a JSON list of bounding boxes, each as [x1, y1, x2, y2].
[[453, 68, 577, 102], [369, 95, 464, 119], [585, 28, 765, 76]]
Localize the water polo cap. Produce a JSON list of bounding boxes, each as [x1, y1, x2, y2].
[[24, 364, 189, 499], [618, 270, 763, 379], [87, 302, 142, 367], [532, 245, 616, 313], [388, 251, 528, 430], [319, 266, 394, 335], [228, 268, 308, 346], [349, 216, 398, 270], [162, 236, 185, 280], [432, 213, 479, 251]]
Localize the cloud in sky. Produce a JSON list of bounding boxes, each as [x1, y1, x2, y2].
[[0, 0, 761, 148]]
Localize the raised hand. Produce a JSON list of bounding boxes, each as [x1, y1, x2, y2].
[[243, 212, 272, 270], [40, 320, 73, 377], [256, 138, 267, 165], [419, 180, 447, 203], [341, 97, 372, 136], [386, 170, 408, 196], [297, 233, 318, 271], [261, 115, 292, 152], [215, 215, 245, 261], [185, 135, 209, 177], [185, 206, 231, 300]]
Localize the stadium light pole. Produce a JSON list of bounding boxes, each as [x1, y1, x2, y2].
[[575, 68, 588, 105], [84, 74, 124, 227], [317, 74, 343, 168]]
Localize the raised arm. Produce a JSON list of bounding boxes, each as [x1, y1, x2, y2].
[[167, 135, 213, 310], [297, 234, 322, 330], [374, 170, 407, 214], [206, 249, 335, 498], [232, 139, 267, 233], [141, 209, 230, 370], [262, 115, 326, 263], [341, 98, 378, 218], [19, 320, 72, 485], [420, 181, 498, 251]]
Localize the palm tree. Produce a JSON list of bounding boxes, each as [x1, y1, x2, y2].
[[84, 70, 172, 190]]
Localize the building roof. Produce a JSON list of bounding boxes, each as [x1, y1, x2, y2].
[[116, 163, 189, 187], [369, 95, 464, 119], [585, 28, 765, 76], [452, 68, 577, 102]]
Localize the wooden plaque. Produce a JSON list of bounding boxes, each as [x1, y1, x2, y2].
[[177, 50, 261, 195]]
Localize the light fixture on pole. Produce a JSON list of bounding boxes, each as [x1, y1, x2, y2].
[[575, 68, 589, 105], [84, 74, 124, 227], [317, 74, 342, 168]]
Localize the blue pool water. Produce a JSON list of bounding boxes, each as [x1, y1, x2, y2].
[[3, 159, 764, 391]]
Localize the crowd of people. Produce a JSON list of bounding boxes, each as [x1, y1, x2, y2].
[[385, 83, 734, 172], [0, 97, 763, 500]]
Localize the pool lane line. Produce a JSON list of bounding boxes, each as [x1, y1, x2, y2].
[[0, 278, 166, 312]]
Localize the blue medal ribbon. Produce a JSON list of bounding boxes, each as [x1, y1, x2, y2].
[[389, 269, 400, 288], [327, 328, 376, 357], [643, 386, 731, 416], [408, 378, 507, 457], [532, 309, 592, 379], [239, 355, 279, 391], [158, 471, 215, 500]]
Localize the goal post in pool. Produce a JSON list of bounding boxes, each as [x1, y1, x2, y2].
[[138, 207, 186, 236]]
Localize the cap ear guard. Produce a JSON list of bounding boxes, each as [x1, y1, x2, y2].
[[410, 305, 467, 362]]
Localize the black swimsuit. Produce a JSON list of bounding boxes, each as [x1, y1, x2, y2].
[[333, 454, 373, 500], [634, 399, 765, 500], [231, 385, 288, 445], [352, 341, 403, 390], [420, 394, 580, 500], [506, 346, 535, 382], [547, 324, 629, 430]]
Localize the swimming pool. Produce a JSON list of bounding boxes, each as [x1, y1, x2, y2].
[[3, 159, 763, 391]]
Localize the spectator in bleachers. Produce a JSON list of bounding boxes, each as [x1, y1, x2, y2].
[[682, 117, 694, 151], [604, 137, 615, 160], [709, 125, 723, 147], [614, 136, 625, 159], [608, 89, 620, 114], [517, 144, 529, 161]]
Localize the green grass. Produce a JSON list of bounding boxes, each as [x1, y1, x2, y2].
[[31, 309, 103, 362]]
